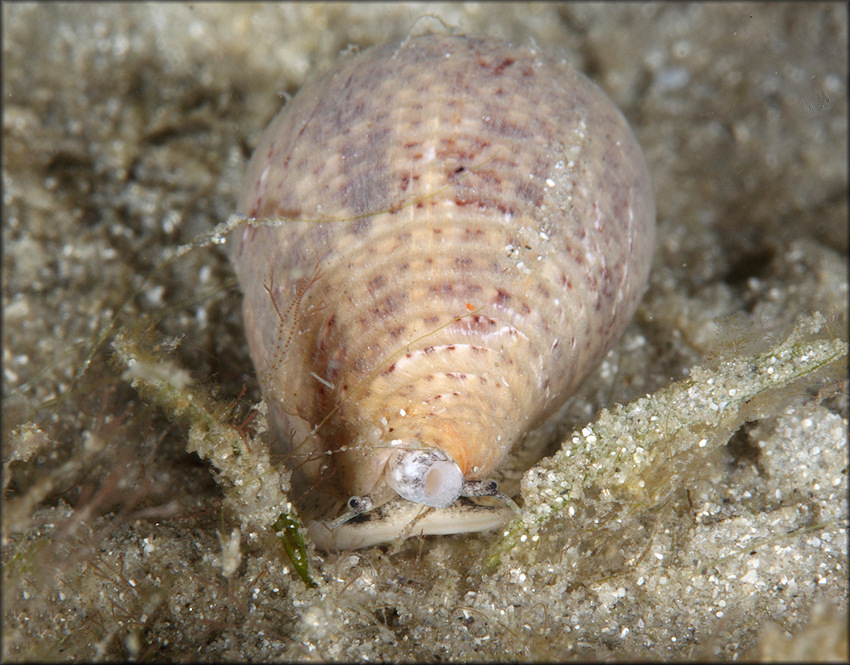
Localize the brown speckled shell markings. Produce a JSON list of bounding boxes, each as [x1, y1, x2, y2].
[[231, 34, 655, 549]]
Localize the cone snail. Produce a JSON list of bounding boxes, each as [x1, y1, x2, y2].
[[230, 34, 656, 550]]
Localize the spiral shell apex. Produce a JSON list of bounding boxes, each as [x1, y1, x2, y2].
[[231, 34, 656, 550]]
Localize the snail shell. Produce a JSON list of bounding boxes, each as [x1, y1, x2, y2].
[[231, 34, 655, 550]]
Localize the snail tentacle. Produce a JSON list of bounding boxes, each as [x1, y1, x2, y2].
[[461, 479, 521, 514]]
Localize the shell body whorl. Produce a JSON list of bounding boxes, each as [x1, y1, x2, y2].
[[231, 34, 655, 549]]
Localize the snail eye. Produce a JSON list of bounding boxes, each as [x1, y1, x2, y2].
[[329, 495, 375, 530], [347, 496, 373, 513]]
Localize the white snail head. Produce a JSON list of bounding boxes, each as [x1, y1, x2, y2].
[[313, 445, 519, 550]]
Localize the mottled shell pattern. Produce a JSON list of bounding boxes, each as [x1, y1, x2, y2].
[[231, 34, 655, 550]]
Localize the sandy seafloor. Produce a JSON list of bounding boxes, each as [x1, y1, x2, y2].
[[2, 3, 847, 661]]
